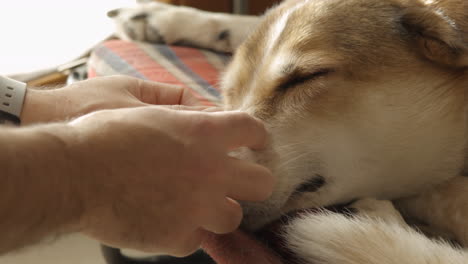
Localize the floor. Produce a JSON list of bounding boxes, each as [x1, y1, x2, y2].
[[0, 235, 105, 264], [0, 0, 134, 75]]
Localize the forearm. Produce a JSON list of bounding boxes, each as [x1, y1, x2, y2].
[[0, 124, 82, 254], [21, 88, 72, 125]]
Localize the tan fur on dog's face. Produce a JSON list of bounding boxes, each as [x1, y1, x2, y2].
[[222, 0, 468, 230]]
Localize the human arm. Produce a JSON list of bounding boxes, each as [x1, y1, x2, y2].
[[20, 75, 201, 125], [0, 124, 82, 255], [0, 106, 274, 257]]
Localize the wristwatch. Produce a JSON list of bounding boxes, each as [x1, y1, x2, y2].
[[0, 75, 27, 125]]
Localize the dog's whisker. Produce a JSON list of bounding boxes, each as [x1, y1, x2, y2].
[[276, 152, 311, 171]]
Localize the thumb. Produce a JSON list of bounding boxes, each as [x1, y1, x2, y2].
[[158, 105, 224, 112], [137, 80, 201, 106]]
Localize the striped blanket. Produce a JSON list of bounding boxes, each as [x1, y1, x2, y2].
[[88, 40, 231, 106]]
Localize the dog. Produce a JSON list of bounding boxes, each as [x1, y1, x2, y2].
[[108, 0, 468, 263]]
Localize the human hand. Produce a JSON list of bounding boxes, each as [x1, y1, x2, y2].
[[65, 106, 274, 257], [21, 75, 200, 125]]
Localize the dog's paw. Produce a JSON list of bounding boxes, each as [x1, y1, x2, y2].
[[350, 198, 407, 226], [281, 207, 463, 264], [107, 2, 247, 53], [108, 2, 189, 43]]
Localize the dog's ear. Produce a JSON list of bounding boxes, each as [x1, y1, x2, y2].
[[402, 6, 468, 68]]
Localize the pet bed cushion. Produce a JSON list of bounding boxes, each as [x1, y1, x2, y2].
[[88, 40, 231, 106]]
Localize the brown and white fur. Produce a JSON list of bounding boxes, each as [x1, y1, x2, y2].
[[109, 0, 468, 263]]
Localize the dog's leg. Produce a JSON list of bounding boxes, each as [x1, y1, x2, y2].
[[282, 198, 468, 264], [108, 2, 262, 53], [396, 176, 468, 246], [350, 198, 407, 225]]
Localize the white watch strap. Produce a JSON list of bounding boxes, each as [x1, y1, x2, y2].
[[0, 76, 27, 124]]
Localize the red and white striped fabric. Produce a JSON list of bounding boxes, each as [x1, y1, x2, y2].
[[88, 40, 231, 106]]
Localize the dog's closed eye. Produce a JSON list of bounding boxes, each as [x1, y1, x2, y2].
[[294, 175, 326, 194], [278, 69, 331, 92], [131, 13, 149, 21]]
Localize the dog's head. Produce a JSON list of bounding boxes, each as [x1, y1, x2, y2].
[[223, 0, 468, 230]]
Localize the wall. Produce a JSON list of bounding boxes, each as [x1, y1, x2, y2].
[[0, 0, 133, 75]]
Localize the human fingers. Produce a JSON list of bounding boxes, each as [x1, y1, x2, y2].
[[158, 105, 223, 112], [224, 158, 274, 202], [136, 80, 200, 106], [201, 198, 243, 235], [212, 111, 269, 150], [202, 107, 224, 113], [168, 229, 206, 257]]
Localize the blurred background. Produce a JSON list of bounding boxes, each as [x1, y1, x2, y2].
[[0, 0, 280, 76], [0, 0, 133, 75]]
